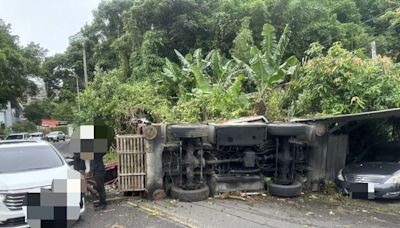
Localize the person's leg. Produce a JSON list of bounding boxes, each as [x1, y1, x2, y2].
[[93, 171, 107, 207]]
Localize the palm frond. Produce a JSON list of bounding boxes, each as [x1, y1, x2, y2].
[[261, 24, 276, 57], [273, 24, 290, 65]]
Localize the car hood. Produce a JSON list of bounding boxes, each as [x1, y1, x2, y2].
[[344, 162, 400, 176], [0, 165, 71, 191]]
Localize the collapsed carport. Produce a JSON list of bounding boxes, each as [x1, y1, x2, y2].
[[291, 108, 400, 191]]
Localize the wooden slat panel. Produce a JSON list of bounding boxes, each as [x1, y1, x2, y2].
[[116, 135, 146, 192]]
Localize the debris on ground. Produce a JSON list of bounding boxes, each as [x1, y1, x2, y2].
[[305, 212, 314, 216], [217, 192, 247, 201]]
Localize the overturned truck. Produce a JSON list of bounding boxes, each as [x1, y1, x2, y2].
[[124, 118, 325, 202]]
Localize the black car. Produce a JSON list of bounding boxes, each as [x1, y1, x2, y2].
[[337, 143, 400, 199]]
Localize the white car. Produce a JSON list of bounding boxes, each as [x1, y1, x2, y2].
[[29, 132, 44, 140], [45, 131, 66, 142], [5, 133, 30, 141], [0, 140, 85, 227]]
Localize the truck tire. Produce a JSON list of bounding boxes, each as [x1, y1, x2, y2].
[[171, 184, 209, 202], [169, 124, 209, 138], [268, 181, 302, 197], [267, 123, 308, 137]]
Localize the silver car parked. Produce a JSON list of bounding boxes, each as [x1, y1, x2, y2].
[[45, 131, 66, 142]]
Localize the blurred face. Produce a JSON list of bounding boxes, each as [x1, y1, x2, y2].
[[70, 125, 109, 160]]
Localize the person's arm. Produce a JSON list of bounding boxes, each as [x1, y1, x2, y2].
[[85, 160, 91, 173]]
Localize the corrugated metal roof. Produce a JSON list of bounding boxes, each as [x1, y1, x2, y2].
[[291, 108, 400, 123]]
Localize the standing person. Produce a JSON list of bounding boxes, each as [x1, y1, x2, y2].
[[89, 147, 107, 210], [71, 123, 114, 211]]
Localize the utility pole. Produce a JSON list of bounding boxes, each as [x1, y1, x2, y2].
[[82, 39, 88, 87], [371, 40, 377, 59], [75, 74, 81, 112], [68, 72, 80, 112]]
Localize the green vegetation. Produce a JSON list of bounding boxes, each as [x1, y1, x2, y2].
[[0, 20, 45, 107], [284, 42, 400, 117], [2, 0, 400, 133], [11, 120, 37, 133]]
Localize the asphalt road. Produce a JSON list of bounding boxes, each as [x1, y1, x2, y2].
[[51, 140, 183, 228], [51, 140, 400, 228], [74, 202, 183, 228], [52, 140, 72, 157]]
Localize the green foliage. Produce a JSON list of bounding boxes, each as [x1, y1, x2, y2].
[[11, 120, 37, 133], [163, 48, 251, 122], [174, 75, 251, 122], [268, 0, 370, 58], [265, 90, 286, 121], [77, 69, 174, 133], [284, 42, 400, 117], [235, 23, 298, 116], [231, 17, 254, 62], [24, 99, 53, 125], [104, 145, 117, 163], [133, 30, 165, 79], [0, 20, 45, 106], [34, 0, 400, 129], [51, 102, 74, 122]]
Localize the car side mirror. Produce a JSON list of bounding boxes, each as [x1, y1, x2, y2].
[[65, 158, 75, 166]]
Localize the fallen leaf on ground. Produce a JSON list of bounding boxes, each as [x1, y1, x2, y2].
[[100, 209, 115, 213], [305, 212, 314, 216], [309, 194, 318, 199], [112, 224, 124, 228]]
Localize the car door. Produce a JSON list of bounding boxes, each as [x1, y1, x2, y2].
[[58, 132, 64, 140]]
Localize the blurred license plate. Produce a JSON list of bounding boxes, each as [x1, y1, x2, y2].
[[349, 183, 375, 199]]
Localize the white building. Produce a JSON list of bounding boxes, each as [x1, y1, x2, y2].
[[24, 75, 47, 105], [0, 101, 24, 128]]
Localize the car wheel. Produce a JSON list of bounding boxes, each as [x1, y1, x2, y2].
[[171, 184, 209, 202], [267, 123, 309, 137], [169, 124, 209, 138], [268, 181, 302, 197]]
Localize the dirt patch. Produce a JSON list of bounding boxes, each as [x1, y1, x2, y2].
[[232, 190, 400, 226]]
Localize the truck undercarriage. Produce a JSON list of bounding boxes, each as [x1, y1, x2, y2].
[[144, 121, 316, 202]]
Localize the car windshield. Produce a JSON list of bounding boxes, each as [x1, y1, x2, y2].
[[6, 135, 23, 140], [31, 134, 42, 137], [48, 132, 58, 135], [0, 145, 63, 173], [363, 146, 400, 163]]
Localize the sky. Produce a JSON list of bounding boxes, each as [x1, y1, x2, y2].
[[0, 0, 101, 56]]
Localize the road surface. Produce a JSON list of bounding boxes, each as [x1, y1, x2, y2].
[[51, 140, 400, 228], [52, 140, 72, 157], [74, 201, 183, 228]]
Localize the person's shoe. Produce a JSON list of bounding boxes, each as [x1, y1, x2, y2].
[[94, 203, 107, 211], [93, 202, 100, 207]]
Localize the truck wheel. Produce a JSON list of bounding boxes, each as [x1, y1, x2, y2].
[[268, 181, 302, 197], [171, 184, 209, 202], [169, 124, 209, 138], [267, 123, 308, 137]]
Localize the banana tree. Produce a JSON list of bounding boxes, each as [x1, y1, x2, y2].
[[234, 23, 298, 115], [162, 48, 242, 98]]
